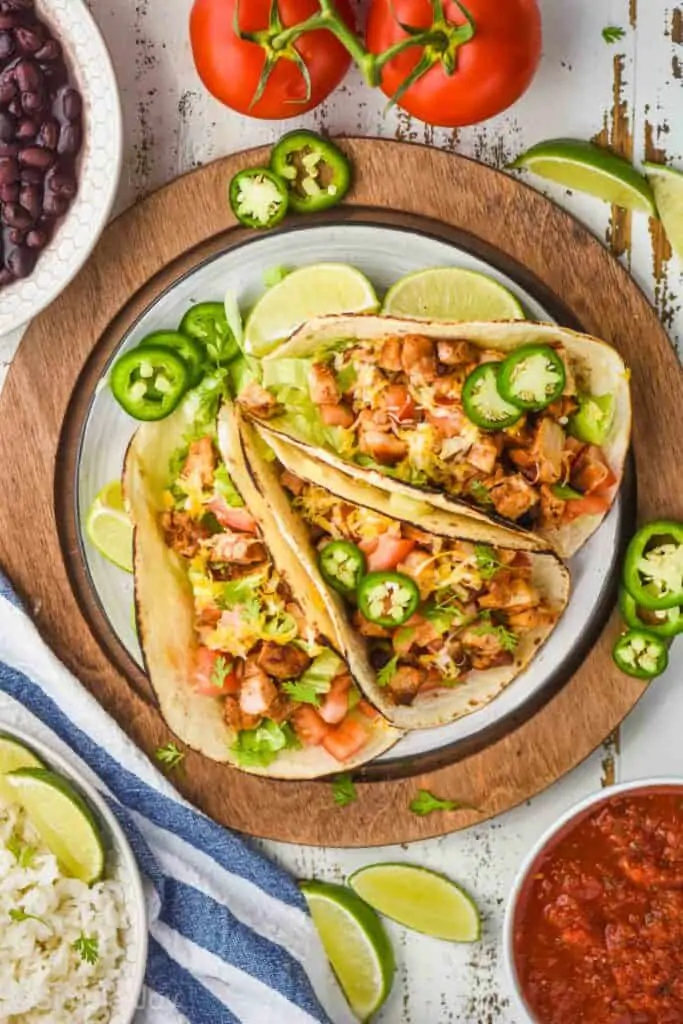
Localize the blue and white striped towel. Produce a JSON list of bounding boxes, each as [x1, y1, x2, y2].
[[0, 571, 356, 1024]]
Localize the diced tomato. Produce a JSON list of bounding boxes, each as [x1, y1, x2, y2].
[[360, 534, 416, 572], [322, 717, 369, 762], [319, 674, 352, 725], [193, 646, 240, 696], [358, 700, 381, 721], [563, 494, 611, 522], [426, 406, 466, 438], [292, 706, 331, 747], [382, 384, 416, 422], [206, 496, 258, 534]]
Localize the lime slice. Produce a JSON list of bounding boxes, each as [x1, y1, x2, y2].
[[0, 736, 44, 805], [85, 480, 133, 573], [512, 139, 656, 215], [383, 267, 524, 321], [644, 162, 683, 259], [244, 263, 378, 357], [5, 768, 105, 883], [301, 880, 395, 1021], [348, 863, 480, 943]]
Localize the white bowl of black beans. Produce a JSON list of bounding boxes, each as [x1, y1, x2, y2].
[[0, 0, 122, 334]]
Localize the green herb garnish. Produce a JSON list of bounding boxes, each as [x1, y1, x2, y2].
[[154, 743, 185, 772], [231, 721, 301, 769], [9, 908, 50, 927], [282, 681, 322, 705], [6, 835, 37, 868], [73, 932, 99, 965], [376, 655, 399, 687], [210, 655, 232, 689], [332, 773, 358, 807], [409, 789, 467, 816], [602, 25, 625, 43], [469, 480, 494, 506], [474, 544, 504, 581], [473, 616, 519, 652]]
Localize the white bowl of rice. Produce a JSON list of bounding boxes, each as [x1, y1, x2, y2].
[[0, 727, 147, 1023]]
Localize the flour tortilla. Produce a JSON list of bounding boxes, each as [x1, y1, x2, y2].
[[239, 415, 571, 730], [123, 398, 400, 776], [258, 315, 632, 558]]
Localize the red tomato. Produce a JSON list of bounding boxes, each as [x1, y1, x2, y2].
[[193, 647, 240, 696], [563, 494, 611, 523], [322, 718, 369, 762], [319, 674, 352, 725], [190, 0, 355, 119], [358, 699, 381, 720], [366, 0, 542, 127], [292, 706, 330, 746], [360, 535, 416, 572], [206, 496, 258, 534]]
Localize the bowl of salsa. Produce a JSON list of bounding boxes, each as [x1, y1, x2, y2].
[[504, 779, 683, 1024]]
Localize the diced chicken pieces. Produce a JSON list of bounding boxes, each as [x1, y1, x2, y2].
[[397, 549, 437, 600], [392, 614, 442, 654], [309, 362, 340, 405], [507, 605, 558, 629], [256, 642, 311, 680], [161, 511, 208, 558], [571, 445, 614, 494], [478, 349, 504, 363], [223, 696, 262, 733], [238, 381, 279, 419], [468, 435, 500, 474], [387, 665, 427, 705], [359, 428, 408, 465], [207, 532, 267, 564], [532, 418, 565, 485], [555, 344, 576, 395], [460, 624, 514, 670], [427, 404, 468, 438], [239, 662, 278, 716], [266, 693, 297, 725], [182, 437, 216, 488], [478, 573, 540, 611], [436, 339, 479, 366], [400, 335, 437, 382], [353, 610, 391, 638], [489, 474, 539, 521], [320, 403, 355, 427], [280, 470, 305, 496], [539, 483, 566, 530], [378, 336, 403, 372]]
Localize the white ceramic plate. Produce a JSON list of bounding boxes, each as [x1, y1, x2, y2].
[[74, 221, 626, 770], [0, 0, 122, 335], [0, 724, 147, 1023]]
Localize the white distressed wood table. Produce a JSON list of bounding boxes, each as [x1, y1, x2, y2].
[[3, 1, 683, 1021]]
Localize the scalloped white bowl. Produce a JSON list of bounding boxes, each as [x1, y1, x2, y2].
[[0, 0, 122, 335]]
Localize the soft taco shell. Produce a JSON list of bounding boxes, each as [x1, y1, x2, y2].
[[239, 415, 571, 730], [123, 398, 400, 777], [257, 315, 631, 558]]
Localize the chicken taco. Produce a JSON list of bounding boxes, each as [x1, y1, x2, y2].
[[236, 417, 571, 730], [238, 315, 631, 558], [123, 387, 400, 777]]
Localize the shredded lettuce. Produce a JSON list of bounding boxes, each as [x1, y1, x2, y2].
[[262, 358, 313, 391], [231, 720, 301, 768], [296, 648, 345, 691], [214, 463, 245, 507]]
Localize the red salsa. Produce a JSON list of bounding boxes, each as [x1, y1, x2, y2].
[[514, 788, 683, 1024]]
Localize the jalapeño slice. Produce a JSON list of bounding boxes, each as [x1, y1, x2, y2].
[[462, 362, 523, 431], [318, 541, 367, 597], [270, 130, 351, 214], [140, 330, 204, 387], [619, 587, 683, 639], [497, 344, 566, 411], [179, 302, 239, 365], [110, 345, 190, 421], [612, 628, 669, 680], [357, 572, 420, 628], [229, 167, 289, 229], [623, 520, 683, 610]]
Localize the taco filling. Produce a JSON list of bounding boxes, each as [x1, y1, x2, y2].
[[242, 331, 618, 536], [278, 468, 562, 707], [158, 433, 381, 767]]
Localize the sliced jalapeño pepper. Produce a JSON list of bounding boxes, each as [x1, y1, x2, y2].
[[357, 571, 420, 628], [139, 330, 204, 387], [462, 363, 523, 431], [623, 520, 683, 610], [619, 587, 683, 639], [110, 345, 190, 421], [318, 540, 366, 597], [270, 130, 351, 214], [229, 167, 289, 229], [612, 628, 669, 680], [569, 392, 615, 445], [497, 344, 566, 411], [179, 302, 239, 366]]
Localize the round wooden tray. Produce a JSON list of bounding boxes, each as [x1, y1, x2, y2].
[[0, 139, 679, 847]]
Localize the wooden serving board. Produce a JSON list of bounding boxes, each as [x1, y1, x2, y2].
[[0, 138, 680, 847]]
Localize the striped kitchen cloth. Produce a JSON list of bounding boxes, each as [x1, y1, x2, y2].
[[0, 572, 355, 1024]]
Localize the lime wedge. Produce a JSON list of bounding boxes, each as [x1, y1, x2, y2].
[[5, 768, 105, 883], [348, 863, 480, 943], [301, 880, 395, 1021], [85, 479, 133, 573], [512, 139, 656, 215], [383, 267, 524, 321], [244, 263, 378, 357], [0, 736, 44, 805], [644, 162, 683, 259]]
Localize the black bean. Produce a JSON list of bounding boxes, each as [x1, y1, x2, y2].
[[42, 191, 66, 217], [7, 225, 21, 243], [15, 27, 44, 55], [2, 201, 32, 228], [46, 166, 75, 197], [0, 31, 13, 59], [6, 243, 36, 277], [19, 181, 38, 218], [18, 164, 40, 182], [0, 154, 18, 183], [0, 81, 16, 106], [34, 39, 59, 62], [14, 58, 40, 93], [58, 86, 81, 122], [57, 122, 80, 156], [20, 89, 42, 113], [0, 182, 17, 201], [19, 144, 51, 169], [36, 116, 56, 148], [0, 139, 18, 156], [41, 60, 66, 89], [15, 116, 35, 139], [0, 110, 13, 140], [7, 97, 21, 115], [25, 226, 45, 248]]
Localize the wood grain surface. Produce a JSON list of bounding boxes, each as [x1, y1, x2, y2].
[[0, 138, 678, 846]]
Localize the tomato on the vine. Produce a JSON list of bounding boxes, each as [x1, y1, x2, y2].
[[190, 0, 355, 120], [366, 0, 542, 128]]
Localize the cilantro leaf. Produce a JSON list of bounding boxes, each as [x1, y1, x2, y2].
[[282, 681, 322, 705], [473, 616, 519, 652], [409, 789, 466, 816], [10, 908, 49, 927], [468, 480, 494, 506], [6, 835, 37, 868], [332, 774, 357, 807], [154, 743, 185, 772], [73, 932, 99, 965], [376, 655, 399, 687], [210, 655, 233, 689], [474, 544, 504, 581], [602, 25, 625, 43]]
